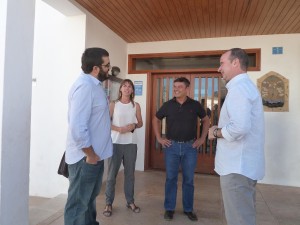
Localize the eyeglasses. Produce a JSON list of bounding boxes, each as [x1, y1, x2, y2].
[[101, 63, 111, 69]]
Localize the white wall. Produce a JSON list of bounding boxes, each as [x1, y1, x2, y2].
[[128, 34, 300, 187], [30, 0, 128, 197], [126, 74, 148, 170], [68, 0, 128, 78], [0, 0, 7, 168], [85, 15, 127, 79], [30, 0, 86, 197], [0, 0, 35, 224]]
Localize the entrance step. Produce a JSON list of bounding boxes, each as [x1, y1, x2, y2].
[[29, 194, 66, 225]]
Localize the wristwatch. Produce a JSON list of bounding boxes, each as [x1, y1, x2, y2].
[[213, 128, 219, 138]]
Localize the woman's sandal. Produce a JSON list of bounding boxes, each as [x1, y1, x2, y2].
[[103, 204, 112, 217], [126, 203, 141, 213]]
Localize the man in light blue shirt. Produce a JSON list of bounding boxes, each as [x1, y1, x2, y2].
[[64, 47, 113, 225], [209, 48, 265, 225]]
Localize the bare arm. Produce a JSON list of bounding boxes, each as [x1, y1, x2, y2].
[[152, 116, 171, 147], [135, 102, 143, 128], [192, 115, 210, 148]]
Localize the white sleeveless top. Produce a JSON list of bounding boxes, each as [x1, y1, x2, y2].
[[111, 101, 138, 144]]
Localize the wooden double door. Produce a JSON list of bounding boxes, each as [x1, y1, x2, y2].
[[149, 73, 226, 174]]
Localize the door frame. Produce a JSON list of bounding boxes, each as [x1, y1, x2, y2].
[[144, 71, 221, 170]]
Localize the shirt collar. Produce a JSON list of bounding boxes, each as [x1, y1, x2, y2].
[[81, 72, 100, 85], [171, 96, 192, 104], [226, 73, 248, 89]]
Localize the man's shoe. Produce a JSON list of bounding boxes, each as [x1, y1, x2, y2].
[[184, 211, 198, 221], [164, 210, 174, 221]]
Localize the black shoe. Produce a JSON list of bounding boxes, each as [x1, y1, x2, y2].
[[184, 211, 198, 221], [164, 210, 174, 221]]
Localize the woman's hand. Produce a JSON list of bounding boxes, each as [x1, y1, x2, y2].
[[119, 124, 135, 133]]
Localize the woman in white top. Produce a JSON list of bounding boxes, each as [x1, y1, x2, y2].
[[103, 79, 143, 217]]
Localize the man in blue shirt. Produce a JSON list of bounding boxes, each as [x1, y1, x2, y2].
[[209, 48, 265, 225], [64, 47, 113, 225]]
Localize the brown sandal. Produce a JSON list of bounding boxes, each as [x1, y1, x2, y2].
[[126, 203, 141, 213], [103, 204, 112, 217]]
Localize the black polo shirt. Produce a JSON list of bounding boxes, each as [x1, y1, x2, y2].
[[156, 97, 207, 142]]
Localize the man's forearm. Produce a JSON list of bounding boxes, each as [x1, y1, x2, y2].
[[152, 117, 162, 140], [82, 146, 96, 156], [200, 117, 210, 139]]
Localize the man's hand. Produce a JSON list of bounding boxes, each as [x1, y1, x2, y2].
[[158, 137, 172, 148], [152, 116, 171, 148], [86, 154, 100, 165], [192, 138, 205, 149], [83, 146, 100, 165], [208, 125, 218, 140]]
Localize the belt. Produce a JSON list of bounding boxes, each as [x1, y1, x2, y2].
[[172, 139, 195, 143]]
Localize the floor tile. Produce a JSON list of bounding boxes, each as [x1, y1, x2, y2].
[[29, 171, 300, 225]]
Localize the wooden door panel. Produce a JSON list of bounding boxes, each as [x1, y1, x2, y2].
[[191, 75, 219, 173], [150, 74, 190, 169]]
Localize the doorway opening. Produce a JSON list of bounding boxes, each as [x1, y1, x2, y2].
[[147, 73, 227, 174]]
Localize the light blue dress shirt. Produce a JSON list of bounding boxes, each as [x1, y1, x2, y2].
[[215, 73, 265, 180], [65, 73, 113, 164]]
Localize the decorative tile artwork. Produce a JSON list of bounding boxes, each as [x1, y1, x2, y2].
[[257, 71, 289, 112]]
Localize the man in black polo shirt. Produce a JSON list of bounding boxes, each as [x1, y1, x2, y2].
[[152, 77, 210, 221]]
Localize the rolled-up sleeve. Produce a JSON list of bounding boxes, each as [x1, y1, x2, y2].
[[68, 83, 92, 149]]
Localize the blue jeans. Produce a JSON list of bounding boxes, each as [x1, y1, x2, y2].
[[164, 140, 197, 212], [64, 158, 104, 225]]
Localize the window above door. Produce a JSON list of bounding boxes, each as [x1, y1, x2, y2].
[[128, 49, 261, 74]]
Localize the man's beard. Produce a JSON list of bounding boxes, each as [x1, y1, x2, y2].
[[97, 68, 108, 82]]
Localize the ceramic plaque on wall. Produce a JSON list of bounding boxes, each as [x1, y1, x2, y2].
[[257, 71, 289, 112]]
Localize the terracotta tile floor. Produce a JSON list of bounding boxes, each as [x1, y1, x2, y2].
[[30, 171, 300, 225]]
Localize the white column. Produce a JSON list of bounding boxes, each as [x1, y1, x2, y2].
[[0, 0, 35, 224]]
